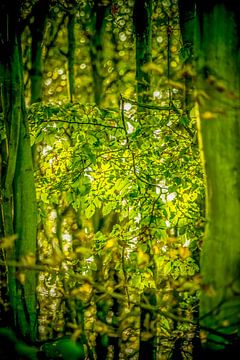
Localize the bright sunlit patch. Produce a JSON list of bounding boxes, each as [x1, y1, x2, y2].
[[42, 145, 53, 156], [171, 61, 177, 68], [183, 239, 191, 247], [167, 192, 177, 201], [165, 220, 171, 228], [119, 32, 127, 41], [124, 103, 132, 111], [80, 63, 86, 70], [134, 213, 141, 223], [62, 234, 72, 242], [154, 129, 161, 138], [127, 121, 134, 133], [153, 91, 162, 99], [45, 79, 52, 86]]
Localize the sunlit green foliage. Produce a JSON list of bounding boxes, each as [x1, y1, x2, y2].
[[0, 0, 207, 359]]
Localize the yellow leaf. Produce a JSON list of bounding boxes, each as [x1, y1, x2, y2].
[[141, 62, 164, 75], [169, 249, 178, 260], [179, 247, 191, 259], [71, 283, 92, 299], [202, 111, 217, 120], [152, 245, 160, 254], [21, 253, 36, 266], [0, 234, 18, 249], [167, 80, 185, 90], [105, 238, 116, 249], [137, 251, 149, 267], [71, 328, 82, 341], [221, 320, 230, 327], [16, 272, 26, 285]]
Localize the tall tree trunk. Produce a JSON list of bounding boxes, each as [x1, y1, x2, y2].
[[133, 1, 157, 359], [29, 0, 49, 167], [195, 1, 240, 355], [133, 0, 152, 106], [178, 0, 195, 120], [0, 0, 38, 341], [30, 0, 50, 104], [178, 3, 201, 359], [89, 1, 109, 106], [13, 95, 38, 341], [67, 13, 76, 103]]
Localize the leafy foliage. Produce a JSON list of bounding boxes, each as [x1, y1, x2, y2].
[[0, 0, 206, 358]]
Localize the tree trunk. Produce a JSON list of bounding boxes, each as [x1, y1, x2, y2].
[[89, 1, 109, 106], [178, 3, 202, 358], [0, 0, 38, 341], [133, 0, 152, 105], [195, 0, 240, 354], [178, 0, 195, 120], [13, 94, 38, 341], [133, 1, 157, 359], [67, 13, 76, 103], [30, 0, 50, 104]]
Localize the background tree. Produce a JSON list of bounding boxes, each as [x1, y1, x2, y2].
[[194, 0, 240, 356], [0, 0, 38, 341], [29, 0, 50, 104]]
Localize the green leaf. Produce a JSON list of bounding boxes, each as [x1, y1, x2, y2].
[[163, 261, 172, 275], [102, 202, 114, 216], [85, 203, 95, 219]]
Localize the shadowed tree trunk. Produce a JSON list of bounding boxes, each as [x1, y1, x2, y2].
[[178, 0, 195, 121], [178, 2, 201, 359], [133, 1, 157, 359], [30, 0, 50, 104], [194, 0, 240, 356], [92, 209, 121, 360], [0, 0, 38, 341], [89, 0, 109, 106], [134, 0, 152, 106], [67, 13, 76, 103]]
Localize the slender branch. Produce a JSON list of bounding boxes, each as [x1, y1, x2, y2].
[[122, 96, 181, 114], [120, 95, 168, 191], [30, 119, 124, 130], [0, 259, 193, 325]]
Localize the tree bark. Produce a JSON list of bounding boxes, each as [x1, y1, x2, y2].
[[133, 0, 153, 105], [67, 13, 76, 103], [133, 2, 157, 358], [30, 0, 50, 104], [89, 1, 109, 106], [0, 0, 38, 341], [195, 0, 240, 353], [178, 0, 195, 120]]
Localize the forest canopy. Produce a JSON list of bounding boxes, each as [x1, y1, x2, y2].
[[1, 0, 240, 359]]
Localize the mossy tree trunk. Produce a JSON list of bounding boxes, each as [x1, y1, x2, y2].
[[0, 0, 38, 341], [195, 0, 240, 355]]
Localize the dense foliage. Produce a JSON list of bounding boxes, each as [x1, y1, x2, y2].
[[2, 0, 240, 359]]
